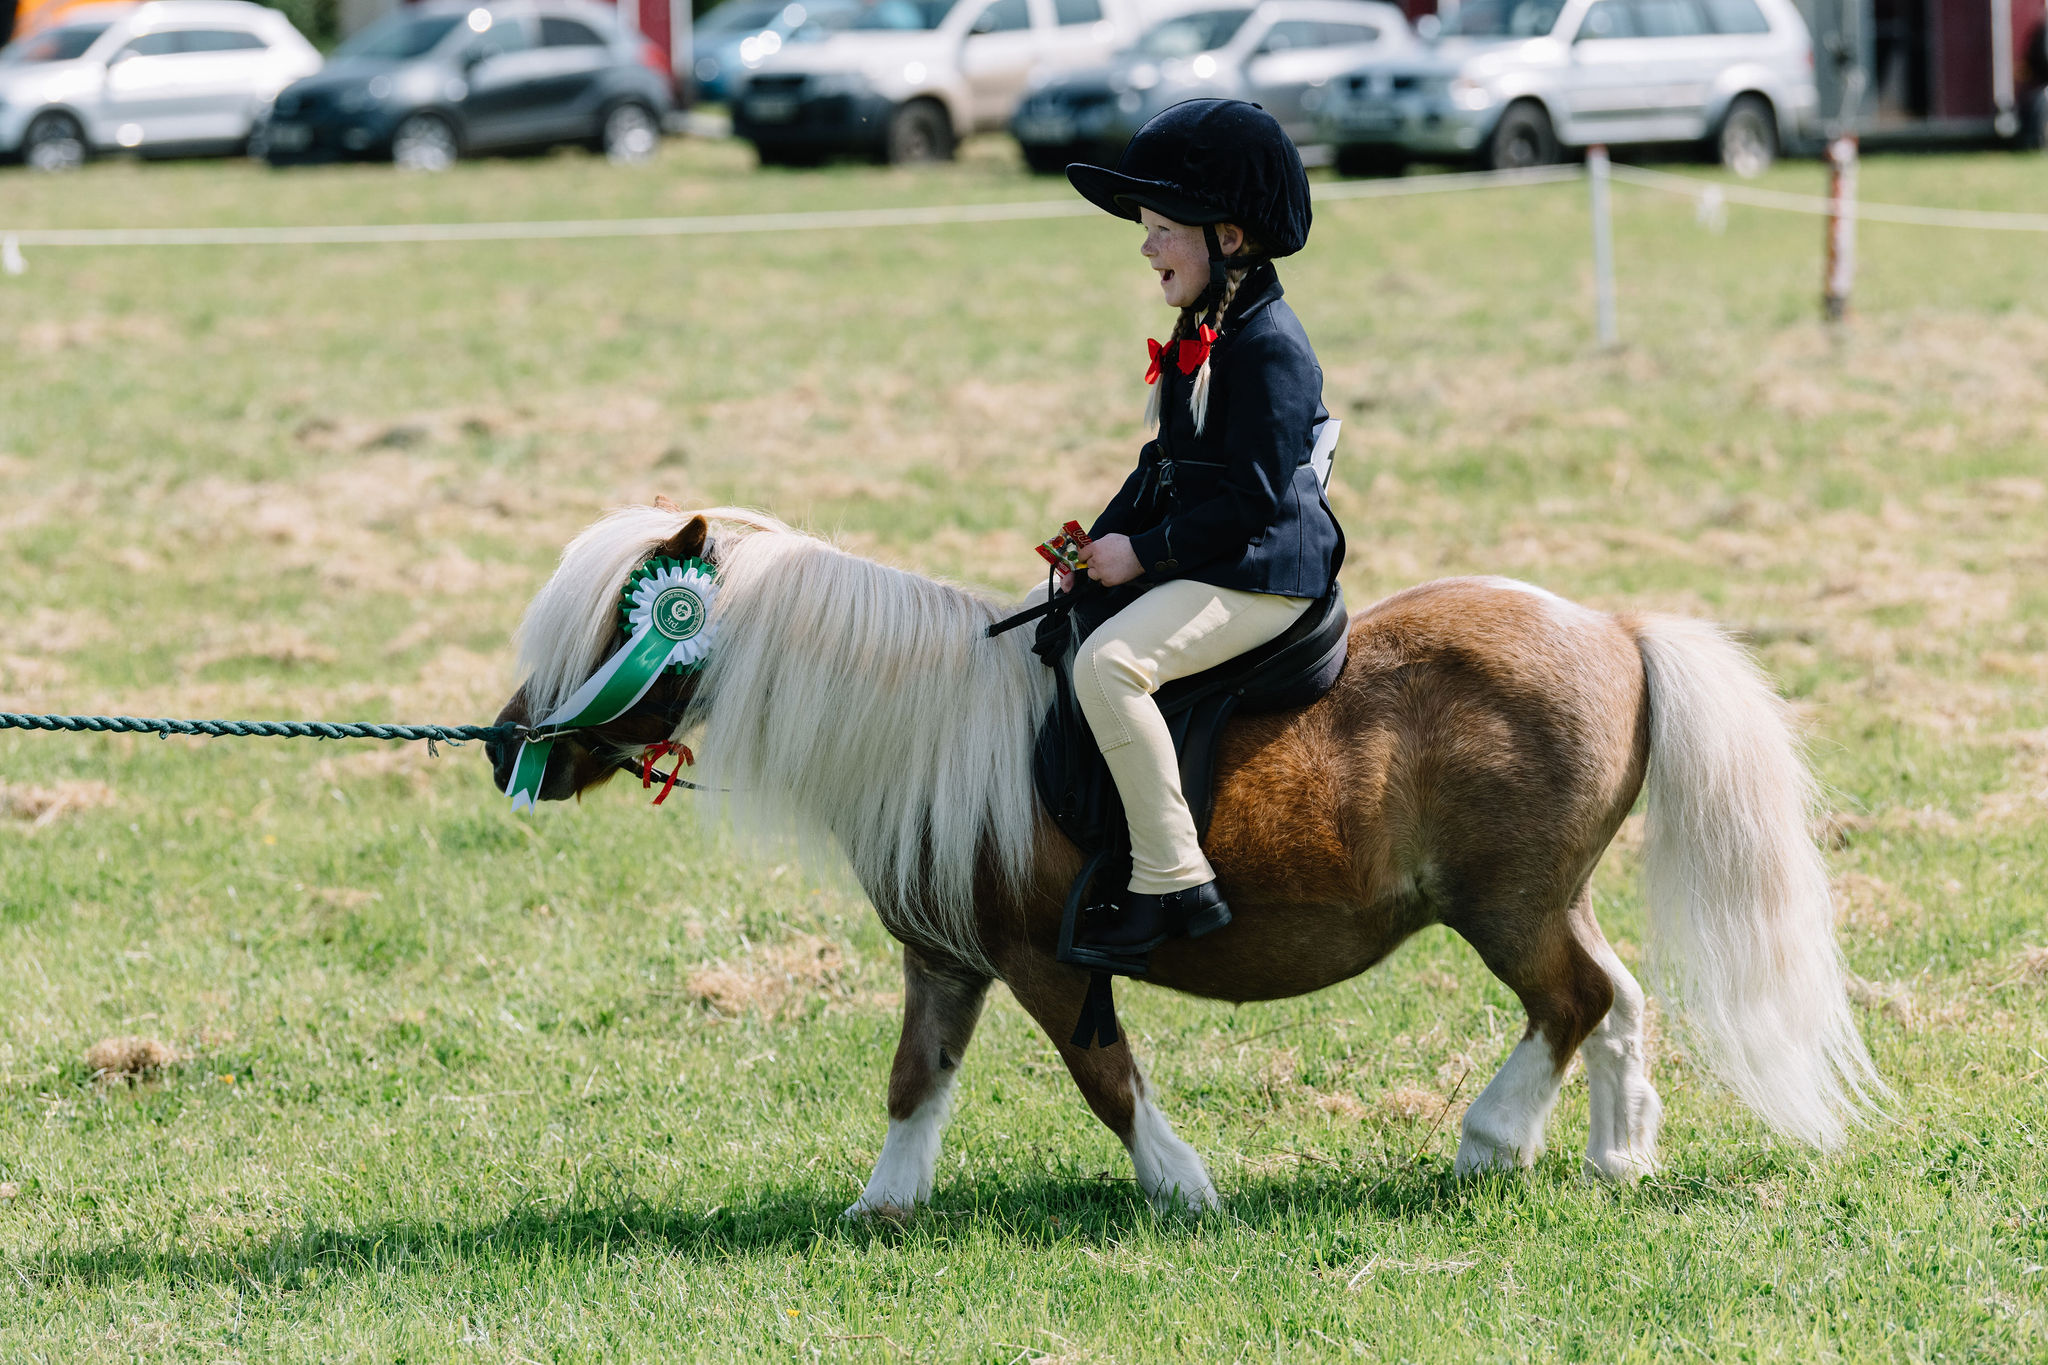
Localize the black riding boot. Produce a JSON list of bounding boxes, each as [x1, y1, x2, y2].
[[1061, 880, 1233, 975]]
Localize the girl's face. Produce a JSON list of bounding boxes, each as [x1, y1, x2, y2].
[[1139, 209, 1245, 309]]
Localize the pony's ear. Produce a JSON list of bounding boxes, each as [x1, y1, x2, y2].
[[654, 514, 709, 562], [653, 495, 681, 513]]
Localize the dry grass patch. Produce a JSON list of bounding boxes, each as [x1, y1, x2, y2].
[[685, 932, 848, 1019], [1834, 871, 1922, 935], [0, 779, 116, 829], [84, 1035, 181, 1082], [1997, 945, 2048, 988]]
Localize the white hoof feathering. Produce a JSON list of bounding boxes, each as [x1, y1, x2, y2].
[[1581, 940, 1663, 1181], [1126, 1074, 1219, 1212], [1454, 1033, 1564, 1175], [844, 1088, 952, 1219]]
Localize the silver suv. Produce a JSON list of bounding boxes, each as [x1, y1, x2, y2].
[[1318, 0, 1817, 176], [0, 0, 321, 170]]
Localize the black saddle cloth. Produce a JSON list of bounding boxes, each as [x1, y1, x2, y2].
[[1030, 581, 1351, 870]]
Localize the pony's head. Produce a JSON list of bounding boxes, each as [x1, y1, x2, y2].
[[487, 506, 718, 802]]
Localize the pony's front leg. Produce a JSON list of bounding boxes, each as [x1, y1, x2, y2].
[[847, 946, 992, 1218], [1007, 964, 1219, 1213]]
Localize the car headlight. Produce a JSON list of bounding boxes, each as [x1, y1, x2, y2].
[[1447, 76, 1493, 110]]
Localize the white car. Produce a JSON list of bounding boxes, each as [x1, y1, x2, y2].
[[732, 0, 1166, 164], [1, 0, 321, 170], [1318, 0, 1817, 175]]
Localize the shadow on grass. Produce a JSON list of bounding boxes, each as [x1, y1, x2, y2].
[[22, 1157, 1753, 1290]]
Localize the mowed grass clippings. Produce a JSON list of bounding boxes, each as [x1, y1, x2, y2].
[[0, 138, 2044, 1360]]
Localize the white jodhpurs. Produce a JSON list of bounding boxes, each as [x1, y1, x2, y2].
[[1072, 578, 1312, 895]]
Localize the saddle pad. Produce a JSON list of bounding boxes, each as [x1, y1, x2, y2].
[[1032, 586, 1350, 861]]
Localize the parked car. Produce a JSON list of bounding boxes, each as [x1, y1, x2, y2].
[[261, 0, 673, 170], [0, 0, 319, 170], [1317, 0, 1817, 176], [732, 0, 1155, 165], [691, 0, 863, 102], [1012, 0, 1409, 171]]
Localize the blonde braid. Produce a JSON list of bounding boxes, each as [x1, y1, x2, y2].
[[1188, 267, 1247, 436], [1142, 304, 1199, 429]]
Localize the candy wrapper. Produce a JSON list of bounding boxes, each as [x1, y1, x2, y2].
[[1035, 521, 1092, 573]]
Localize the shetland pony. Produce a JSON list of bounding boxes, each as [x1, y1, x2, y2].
[[491, 506, 1882, 1214]]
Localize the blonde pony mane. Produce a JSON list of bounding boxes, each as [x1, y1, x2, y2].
[[513, 505, 1048, 973]]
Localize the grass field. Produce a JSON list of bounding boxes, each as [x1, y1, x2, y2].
[[2, 137, 2046, 1361]]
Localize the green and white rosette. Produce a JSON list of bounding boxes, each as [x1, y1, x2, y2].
[[504, 556, 718, 812]]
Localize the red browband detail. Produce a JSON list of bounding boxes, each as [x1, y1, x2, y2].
[[1144, 326, 1220, 384]]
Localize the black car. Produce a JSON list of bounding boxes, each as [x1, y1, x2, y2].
[[262, 0, 674, 168]]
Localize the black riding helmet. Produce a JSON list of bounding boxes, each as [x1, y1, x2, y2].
[[1067, 99, 1311, 308]]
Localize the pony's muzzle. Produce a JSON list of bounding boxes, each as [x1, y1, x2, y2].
[[485, 732, 514, 793]]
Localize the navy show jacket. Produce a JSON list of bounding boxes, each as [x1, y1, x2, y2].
[[1087, 263, 1343, 600]]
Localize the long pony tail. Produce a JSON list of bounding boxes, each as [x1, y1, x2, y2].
[[1632, 615, 1887, 1150]]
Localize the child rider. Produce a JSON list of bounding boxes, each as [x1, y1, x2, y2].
[[1059, 99, 1345, 975]]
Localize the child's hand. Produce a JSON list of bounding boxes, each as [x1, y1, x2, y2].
[[1078, 533, 1143, 586]]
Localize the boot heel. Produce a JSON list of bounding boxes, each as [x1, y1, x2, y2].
[[1184, 902, 1231, 938]]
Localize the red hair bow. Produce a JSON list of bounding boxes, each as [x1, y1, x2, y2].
[[1146, 326, 1219, 384], [1177, 325, 1219, 375]]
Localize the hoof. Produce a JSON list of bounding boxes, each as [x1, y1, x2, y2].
[[1583, 1148, 1657, 1182], [842, 1199, 915, 1224], [1452, 1133, 1540, 1176], [1147, 1180, 1221, 1215]]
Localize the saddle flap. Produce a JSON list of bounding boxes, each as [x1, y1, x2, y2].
[[1032, 586, 1350, 858]]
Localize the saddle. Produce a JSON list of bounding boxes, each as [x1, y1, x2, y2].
[[1017, 577, 1350, 1044]]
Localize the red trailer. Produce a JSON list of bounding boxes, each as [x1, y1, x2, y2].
[[1803, 0, 2047, 143]]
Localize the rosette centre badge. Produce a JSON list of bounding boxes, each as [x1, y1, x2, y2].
[[623, 556, 719, 671]]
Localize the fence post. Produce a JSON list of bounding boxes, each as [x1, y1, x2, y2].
[[1587, 144, 1618, 348], [1823, 134, 1858, 322]]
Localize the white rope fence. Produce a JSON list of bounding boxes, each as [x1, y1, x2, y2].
[[0, 163, 1581, 255], [1607, 161, 2048, 232], [3, 153, 2042, 332]]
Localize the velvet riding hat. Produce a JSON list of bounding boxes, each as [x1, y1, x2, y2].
[[1066, 99, 1312, 257]]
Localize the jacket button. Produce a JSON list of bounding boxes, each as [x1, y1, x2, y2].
[[1157, 559, 1178, 571]]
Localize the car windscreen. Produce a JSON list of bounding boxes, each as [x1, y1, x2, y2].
[[0, 23, 111, 63], [1133, 9, 1252, 56], [332, 12, 467, 59], [850, 0, 955, 30], [1439, 0, 1565, 36], [699, 0, 789, 33]]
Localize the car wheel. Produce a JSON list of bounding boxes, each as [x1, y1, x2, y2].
[[1334, 144, 1407, 178], [1717, 94, 1777, 178], [1482, 100, 1557, 171], [885, 100, 953, 165], [23, 112, 88, 173], [392, 113, 459, 172], [602, 101, 660, 165]]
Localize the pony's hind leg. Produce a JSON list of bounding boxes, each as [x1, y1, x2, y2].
[[1448, 884, 1617, 1175], [1574, 903, 1663, 1180], [847, 946, 992, 1218], [1006, 964, 1219, 1212]]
